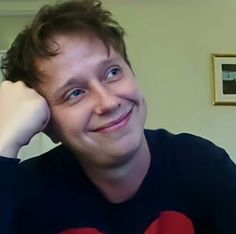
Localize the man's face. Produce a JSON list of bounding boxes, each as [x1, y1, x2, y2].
[[36, 33, 147, 168]]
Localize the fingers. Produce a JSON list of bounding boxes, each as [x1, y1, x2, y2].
[[0, 80, 52, 156]]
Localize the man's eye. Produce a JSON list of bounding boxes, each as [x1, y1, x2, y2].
[[67, 89, 86, 100], [106, 67, 121, 80]]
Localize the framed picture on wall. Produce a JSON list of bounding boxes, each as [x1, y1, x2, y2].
[[0, 51, 5, 82], [212, 54, 236, 105]]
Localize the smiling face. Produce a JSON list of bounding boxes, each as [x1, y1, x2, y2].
[[36, 33, 147, 168]]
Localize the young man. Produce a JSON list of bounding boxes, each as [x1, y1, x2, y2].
[[0, 0, 235, 233]]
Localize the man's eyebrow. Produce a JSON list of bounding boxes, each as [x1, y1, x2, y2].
[[99, 57, 118, 67], [92, 57, 120, 71]]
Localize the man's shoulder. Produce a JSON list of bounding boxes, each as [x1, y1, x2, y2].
[[145, 128, 230, 165], [146, 129, 236, 192]]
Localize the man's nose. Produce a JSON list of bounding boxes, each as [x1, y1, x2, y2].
[[93, 85, 121, 115]]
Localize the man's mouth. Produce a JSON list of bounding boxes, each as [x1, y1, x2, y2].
[[90, 106, 133, 133]]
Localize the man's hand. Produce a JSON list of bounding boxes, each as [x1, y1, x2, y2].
[[0, 81, 51, 158]]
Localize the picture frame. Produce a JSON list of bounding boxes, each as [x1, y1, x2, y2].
[[212, 53, 236, 105], [0, 51, 5, 82]]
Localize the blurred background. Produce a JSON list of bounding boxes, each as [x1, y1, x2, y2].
[[1, 0, 236, 161]]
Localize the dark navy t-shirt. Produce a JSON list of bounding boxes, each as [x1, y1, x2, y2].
[[0, 129, 236, 234]]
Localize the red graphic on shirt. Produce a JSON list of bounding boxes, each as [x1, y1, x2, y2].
[[58, 211, 195, 234], [144, 211, 195, 234]]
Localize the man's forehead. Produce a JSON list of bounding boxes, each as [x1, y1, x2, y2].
[[35, 33, 112, 68], [47, 31, 110, 54]]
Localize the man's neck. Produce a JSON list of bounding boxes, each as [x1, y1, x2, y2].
[[81, 134, 151, 204]]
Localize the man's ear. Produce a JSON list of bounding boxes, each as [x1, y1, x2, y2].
[[42, 122, 60, 144]]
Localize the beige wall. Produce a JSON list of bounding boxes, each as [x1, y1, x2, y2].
[[1, 0, 236, 161]]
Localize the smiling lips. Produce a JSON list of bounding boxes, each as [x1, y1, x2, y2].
[[91, 107, 133, 133]]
